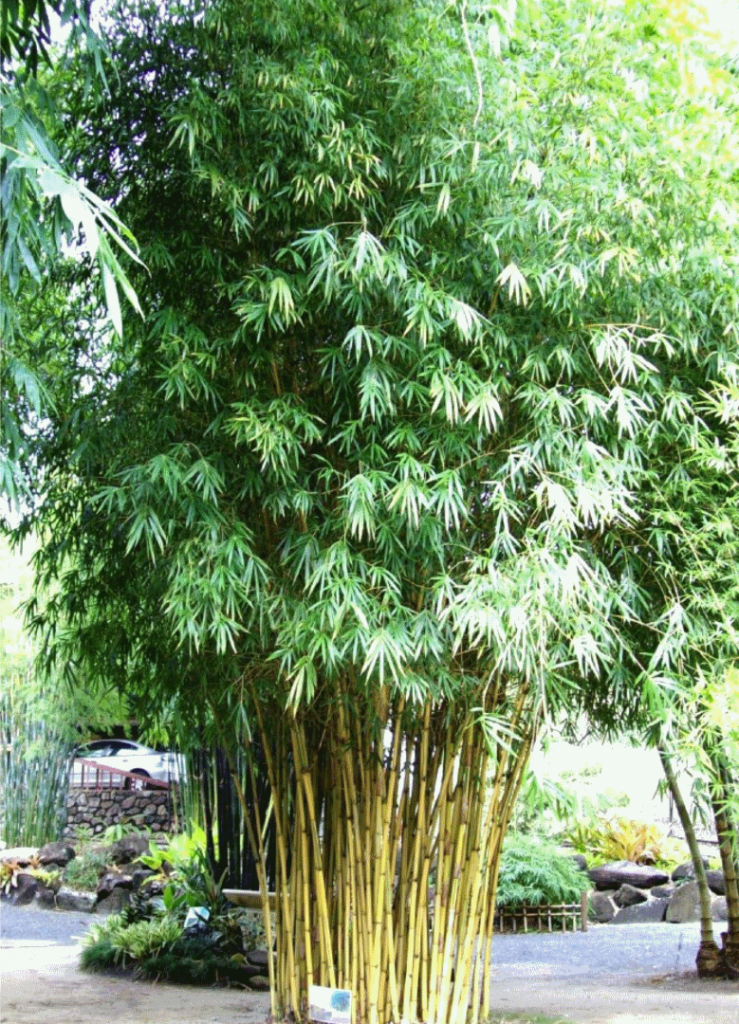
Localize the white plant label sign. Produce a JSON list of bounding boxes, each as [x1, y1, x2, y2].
[[308, 985, 352, 1024]]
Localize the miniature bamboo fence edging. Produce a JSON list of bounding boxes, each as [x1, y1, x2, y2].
[[495, 892, 589, 933]]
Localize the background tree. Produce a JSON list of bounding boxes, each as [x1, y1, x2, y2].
[[8, 0, 739, 1017], [639, 366, 739, 977], [0, 535, 130, 844], [1, 0, 141, 510]]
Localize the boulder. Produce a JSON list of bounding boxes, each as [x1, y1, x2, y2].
[[97, 871, 134, 899], [131, 868, 156, 890], [248, 975, 271, 991], [671, 859, 708, 882], [138, 877, 167, 900], [711, 896, 728, 922], [613, 884, 648, 908], [611, 899, 668, 924], [35, 885, 57, 908], [589, 892, 616, 923], [95, 891, 132, 914], [56, 887, 97, 912], [38, 841, 76, 867], [650, 885, 675, 899], [570, 854, 588, 872], [247, 949, 272, 968], [588, 860, 669, 891], [5, 873, 38, 906], [706, 870, 725, 895], [109, 836, 151, 865], [666, 881, 702, 923]]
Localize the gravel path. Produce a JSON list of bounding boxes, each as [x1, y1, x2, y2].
[[0, 902, 706, 978], [1, 903, 96, 946], [2, 905, 738, 1024], [491, 919, 705, 979]]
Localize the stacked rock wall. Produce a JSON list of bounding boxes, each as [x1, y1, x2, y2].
[[587, 858, 727, 924], [64, 788, 177, 836]]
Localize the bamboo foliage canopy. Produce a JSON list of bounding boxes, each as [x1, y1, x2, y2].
[[8, 0, 739, 1022]]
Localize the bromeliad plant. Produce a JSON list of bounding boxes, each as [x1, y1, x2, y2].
[[565, 817, 688, 868]]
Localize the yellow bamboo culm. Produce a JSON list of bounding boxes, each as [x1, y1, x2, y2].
[[240, 674, 540, 1024]]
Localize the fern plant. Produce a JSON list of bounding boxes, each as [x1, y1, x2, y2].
[[496, 837, 587, 909]]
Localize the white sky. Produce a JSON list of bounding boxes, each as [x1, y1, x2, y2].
[[700, 0, 739, 46]]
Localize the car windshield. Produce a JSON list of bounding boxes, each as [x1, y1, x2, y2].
[[76, 743, 113, 758], [77, 742, 135, 757]]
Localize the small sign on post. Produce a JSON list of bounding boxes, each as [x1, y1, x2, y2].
[[309, 985, 352, 1024]]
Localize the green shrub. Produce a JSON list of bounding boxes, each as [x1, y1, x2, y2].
[[81, 913, 182, 970], [81, 906, 256, 985], [101, 822, 142, 844], [496, 837, 587, 909], [134, 935, 252, 986], [62, 847, 109, 890], [79, 839, 262, 986]]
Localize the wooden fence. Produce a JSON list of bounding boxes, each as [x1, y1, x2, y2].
[[70, 757, 170, 790], [496, 892, 588, 933]]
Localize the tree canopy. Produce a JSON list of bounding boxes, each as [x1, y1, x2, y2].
[[15, 0, 739, 718], [6, 0, 739, 1015]]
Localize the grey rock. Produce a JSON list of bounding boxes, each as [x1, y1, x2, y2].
[[38, 842, 76, 867], [671, 859, 708, 882], [247, 949, 272, 968], [711, 896, 728, 921], [97, 871, 134, 898], [139, 878, 167, 899], [613, 883, 648, 908], [650, 885, 675, 899], [248, 974, 271, 991], [610, 899, 668, 924], [588, 891, 616, 923], [109, 836, 151, 864], [6, 873, 38, 906], [706, 870, 725, 895], [570, 854, 588, 872], [95, 891, 131, 914], [666, 881, 701, 923], [56, 887, 96, 912], [35, 885, 57, 908], [131, 868, 156, 889], [588, 860, 669, 891]]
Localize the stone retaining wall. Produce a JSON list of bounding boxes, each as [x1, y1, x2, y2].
[[64, 788, 178, 836]]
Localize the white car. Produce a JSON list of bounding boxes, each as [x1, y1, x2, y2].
[[71, 739, 184, 789]]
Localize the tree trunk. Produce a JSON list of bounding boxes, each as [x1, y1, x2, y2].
[[712, 758, 739, 980], [658, 747, 723, 977]]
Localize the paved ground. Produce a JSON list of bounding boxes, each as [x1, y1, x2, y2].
[[2, 904, 738, 1024], [0, 904, 712, 977], [491, 920, 705, 978]]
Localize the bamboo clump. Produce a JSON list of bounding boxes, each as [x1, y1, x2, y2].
[[234, 676, 538, 1024]]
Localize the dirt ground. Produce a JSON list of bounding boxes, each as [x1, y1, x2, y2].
[[1, 942, 737, 1024]]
